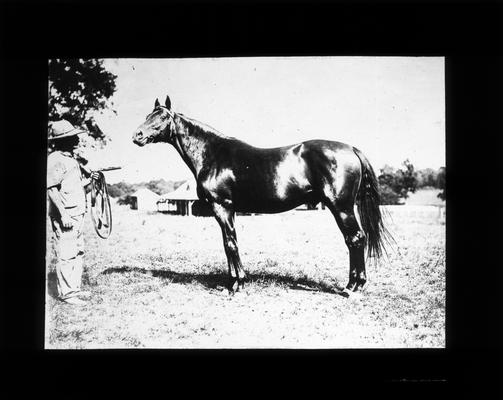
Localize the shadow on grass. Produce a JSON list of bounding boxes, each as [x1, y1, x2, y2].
[[101, 266, 345, 296], [47, 271, 59, 298]]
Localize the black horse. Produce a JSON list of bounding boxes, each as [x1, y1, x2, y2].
[[133, 96, 391, 296]]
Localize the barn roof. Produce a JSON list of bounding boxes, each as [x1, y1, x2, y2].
[[132, 188, 160, 199], [159, 179, 199, 201]]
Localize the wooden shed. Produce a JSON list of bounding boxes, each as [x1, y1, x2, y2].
[[157, 179, 200, 216]]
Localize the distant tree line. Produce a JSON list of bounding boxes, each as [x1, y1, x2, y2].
[[107, 179, 186, 206], [377, 160, 445, 205]]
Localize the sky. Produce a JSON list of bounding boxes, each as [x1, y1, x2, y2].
[[88, 57, 445, 184]]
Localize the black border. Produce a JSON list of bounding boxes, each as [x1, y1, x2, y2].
[[1, 0, 502, 395]]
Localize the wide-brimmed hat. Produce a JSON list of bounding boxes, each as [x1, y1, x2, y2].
[[48, 120, 87, 140]]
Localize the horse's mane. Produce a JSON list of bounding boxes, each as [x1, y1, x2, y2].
[[176, 112, 238, 141]]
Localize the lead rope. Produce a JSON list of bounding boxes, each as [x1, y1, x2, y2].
[[90, 171, 112, 239]]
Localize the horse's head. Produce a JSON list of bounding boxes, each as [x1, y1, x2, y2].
[[133, 96, 174, 146]]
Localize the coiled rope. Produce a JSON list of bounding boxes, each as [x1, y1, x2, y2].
[[90, 171, 112, 239]]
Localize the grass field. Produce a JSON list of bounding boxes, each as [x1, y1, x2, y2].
[[45, 200, 445, 349]]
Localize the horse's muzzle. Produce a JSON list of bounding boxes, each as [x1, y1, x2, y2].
[[132, 130, 147, 146]]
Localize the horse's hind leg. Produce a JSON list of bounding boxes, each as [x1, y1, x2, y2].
[[211, 202, 247, 293], [324, 200, 367, 294]]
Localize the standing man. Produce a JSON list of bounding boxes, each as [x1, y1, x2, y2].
[[47, 120, 99, 305]]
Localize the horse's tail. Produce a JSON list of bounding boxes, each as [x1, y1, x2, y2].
[[352, 147, 393, 259]]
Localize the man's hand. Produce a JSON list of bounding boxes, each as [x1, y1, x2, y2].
[[90, 171, 101, 181], [61, 213, 73, 229]]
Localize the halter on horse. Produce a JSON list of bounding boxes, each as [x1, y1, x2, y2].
[[133, 96, 392, 296]]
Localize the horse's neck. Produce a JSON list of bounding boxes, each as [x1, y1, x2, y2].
[[172, 115, 219, 178]]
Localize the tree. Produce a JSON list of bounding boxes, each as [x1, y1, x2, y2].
[[107, 179, 186, 199], [106, 181, 136, 198], [144, 179, 186, 195], [49, 59, 117, 148], [117, 194, 135, 207], [416, 168, 438, 188], [378, 183, 402, 205], [106, 184, 125, 198], [377, 160, 419, 205], [396, 159, 418, 198]]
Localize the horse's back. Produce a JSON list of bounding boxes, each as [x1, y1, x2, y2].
[[224, 137, 362, 191], [300, 139, 357, 157], [226, 138, 355, 162]]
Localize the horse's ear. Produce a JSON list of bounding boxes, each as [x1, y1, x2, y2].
[[165, 96, 171, 110], [154, 98, 160, 108]]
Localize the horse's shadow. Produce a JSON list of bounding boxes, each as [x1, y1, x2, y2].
[[101, 266, 346, 296]]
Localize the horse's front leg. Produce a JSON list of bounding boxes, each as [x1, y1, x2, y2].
[[212, 202, 247, 293]]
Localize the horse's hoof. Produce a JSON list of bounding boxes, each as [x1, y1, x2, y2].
[[341, 288, 364, 300], [228, 280, 240, 294]]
